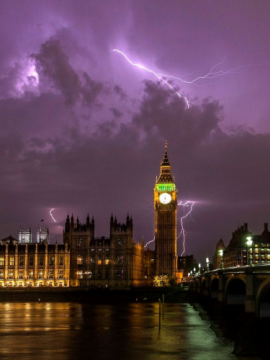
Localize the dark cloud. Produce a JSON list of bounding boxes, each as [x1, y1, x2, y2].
[[110, 107, 123, 119], [113, 85, 127, 100], [32, 38, 81, 105], [81, 72, 103, 106], [32, 38, 104, 106]]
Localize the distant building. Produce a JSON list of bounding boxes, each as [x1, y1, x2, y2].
[[178, 255, 196, 276], [18, 228, 32, 243], [213, 223, 270, 269], [64, 214, 148, 288], [37, 226, 49, 243]]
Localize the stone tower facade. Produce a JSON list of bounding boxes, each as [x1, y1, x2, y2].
[[154, 142, 178, 279]]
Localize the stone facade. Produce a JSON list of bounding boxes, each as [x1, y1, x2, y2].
[[0, 239, 70, 287], [64, 214, 149, 288]]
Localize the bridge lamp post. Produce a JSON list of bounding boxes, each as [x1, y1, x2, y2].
[[206, 257, 209, 271], [218, 249, 224, 269], [246, 237, 253, 265], [198, 263, 201, 274]]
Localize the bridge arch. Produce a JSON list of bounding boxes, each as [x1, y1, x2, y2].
[[257, 279, 270, 317], [225, 277, 246, 305]]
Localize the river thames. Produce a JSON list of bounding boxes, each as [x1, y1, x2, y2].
[[0, 302, 239, 360]]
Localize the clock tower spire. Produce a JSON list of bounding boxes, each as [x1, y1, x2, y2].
[[154, 142, 178, 279]]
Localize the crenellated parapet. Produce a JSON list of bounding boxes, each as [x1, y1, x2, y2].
[[110, 213, 133, 236]]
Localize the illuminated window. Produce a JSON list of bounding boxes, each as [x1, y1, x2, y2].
[[117, 239, 122, 246], [59, 256, 64, 266], [105, 259, 109, 265], [0, 271, 4, 279], [29, 271, 33, 279], [39, 271, 43, 279], [98, 256, 102, 265], [91, 249, 95, 251], [39, 256, 44, 266], [19, 256, 24, 266], [0, 257, 4, 266], [49, 256, 54, 265], [59, 270, 64, 279], [9, 270, 13, 279], [9, 257, 15, 266], [29, 256, 34, 266], [19, 270, 24, 279], [77, 271, 83, 279], [77, 256, 83, 265], [49, 270, 53, 279]]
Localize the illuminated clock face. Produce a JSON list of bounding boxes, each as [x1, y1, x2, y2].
[[159, 193, 172, 204]]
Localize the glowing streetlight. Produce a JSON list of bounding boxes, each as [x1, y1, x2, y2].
[[218, 249, 224, 269], [206, 257, 209, 271], [246, 236, 253, 265]]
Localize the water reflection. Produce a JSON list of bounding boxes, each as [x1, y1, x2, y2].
[[0, 302, 237, 360]]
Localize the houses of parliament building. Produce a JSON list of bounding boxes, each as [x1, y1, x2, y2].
[[0, 144, 181, 288]]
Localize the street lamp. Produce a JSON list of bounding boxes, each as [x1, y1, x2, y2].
[[198, 263, 201, 274], [246, 236, 253, 265], [218, 249, 224, 269], [206, 257, 209, 271]]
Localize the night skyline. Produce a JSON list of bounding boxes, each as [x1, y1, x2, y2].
[[1, 1, 270, 263]]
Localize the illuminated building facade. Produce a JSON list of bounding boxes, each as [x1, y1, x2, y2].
[[0, 238, 70, 287], [214, 223, 270, 268], [64, 214, 148, 287], [154, 143, 178, 279], [0, 143, 182, 287], [18, 228, 32, 243], [37, 226, 49, 243]]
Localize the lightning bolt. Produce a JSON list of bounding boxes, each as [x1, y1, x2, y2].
[[144, 236, 155, 248], [178, 201, 195, 256], [49, 208, 57, 222], [112, 50, 251, 108], [112, 49, 190, 108]]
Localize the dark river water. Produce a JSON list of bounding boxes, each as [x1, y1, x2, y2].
[[0, 302, 238, 360]]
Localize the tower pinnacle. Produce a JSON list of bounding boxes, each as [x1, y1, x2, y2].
[[157, 142, 174, 183]]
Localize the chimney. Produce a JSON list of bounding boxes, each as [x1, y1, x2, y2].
[[244, 223, 248, 231], [264, 223, 268, 232]]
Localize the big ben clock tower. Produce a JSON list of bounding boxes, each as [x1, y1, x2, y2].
[[154, 142, 178, 279]]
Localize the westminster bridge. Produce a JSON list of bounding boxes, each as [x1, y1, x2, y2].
[[190, 264, 270, 317]]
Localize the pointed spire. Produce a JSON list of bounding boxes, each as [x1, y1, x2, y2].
[[161, 141, 170, 166], [157, 141, 174, 183]]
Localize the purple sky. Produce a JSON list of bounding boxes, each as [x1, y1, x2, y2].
[[1, 0, 270, 263]]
